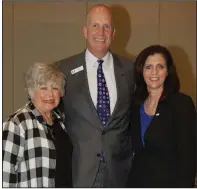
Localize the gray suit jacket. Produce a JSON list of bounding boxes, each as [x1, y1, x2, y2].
[[58, 51, 135, 187]]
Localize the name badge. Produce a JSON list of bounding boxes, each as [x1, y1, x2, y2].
[[71, 66, 84, 75]]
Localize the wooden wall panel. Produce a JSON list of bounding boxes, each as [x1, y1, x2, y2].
[[13, 2, 87, 113], [159, 2, 196, 104], [3, 2, 14, 119]]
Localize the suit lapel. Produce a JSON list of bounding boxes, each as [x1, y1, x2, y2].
[[107, 54, 130, 127], [82, 55, 103, 128], [72, 52, 102, 129]]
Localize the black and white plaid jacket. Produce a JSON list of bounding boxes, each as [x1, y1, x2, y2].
[[3, 101, 66, 187]]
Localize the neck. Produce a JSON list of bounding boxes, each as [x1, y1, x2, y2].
[[146, 87, 163, 104], [148, 87, 163, 99], [32, 102, 53, 125], [41, 112, 53, 125], [40, 111, 53, 125]]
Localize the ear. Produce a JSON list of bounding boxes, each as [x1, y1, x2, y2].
[[83, 26, 88, 39]]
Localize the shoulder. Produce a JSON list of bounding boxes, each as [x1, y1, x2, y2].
[[112, 53, 134, 64], [168, 92, 194, 104], [112, 53, 134, 69], [56, 52, 85, 75], [58, 52, 84, 67], [3, 103, 35, 130], [115, 54, 134, 64], [164, 92, 196, 113]]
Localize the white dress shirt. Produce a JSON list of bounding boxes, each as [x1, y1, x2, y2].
[[85, 49, 117, 114]]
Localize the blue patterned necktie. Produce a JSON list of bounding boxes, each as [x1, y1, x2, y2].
[[96, 59, 110, 127]]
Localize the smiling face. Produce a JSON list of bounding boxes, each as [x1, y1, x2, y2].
[[32, 82, 61, 115], [143, 53, 168, 92], [83, 6, 115, 58]]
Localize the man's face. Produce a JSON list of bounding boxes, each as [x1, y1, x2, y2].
[[83, 7, 115, 58]]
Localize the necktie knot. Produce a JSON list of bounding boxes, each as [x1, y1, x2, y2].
[[97, 59, 104, 65]]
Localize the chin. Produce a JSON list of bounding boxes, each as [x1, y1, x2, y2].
[[148, 85, 164, 91], [45, 105, 56, 111], [96, 47, 108, 55]]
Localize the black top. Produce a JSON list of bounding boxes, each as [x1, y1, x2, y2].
[[50, 121, 73, 188]]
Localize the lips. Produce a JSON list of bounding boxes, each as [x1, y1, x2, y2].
[[95, 38, 105, 42], [43, 100, 55, 104], [149, 77, 159, 81]]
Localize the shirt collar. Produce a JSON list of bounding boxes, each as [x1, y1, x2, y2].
[[85, 49, 112, 69]]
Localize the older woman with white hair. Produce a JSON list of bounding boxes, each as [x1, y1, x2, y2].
[[3, 62, 72, 188]]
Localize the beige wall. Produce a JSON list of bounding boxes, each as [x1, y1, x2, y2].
[[3, 1, 196, 119]]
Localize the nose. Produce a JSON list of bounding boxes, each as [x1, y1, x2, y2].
[[152, 66, 158, 74], [98, 27, 104, 35], [47, 89, 54, 97]]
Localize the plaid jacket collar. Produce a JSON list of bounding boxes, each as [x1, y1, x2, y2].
[[27, 100, 65, 126]]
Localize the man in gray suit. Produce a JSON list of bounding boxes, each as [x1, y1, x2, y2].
[[58, 4, 135, 187]]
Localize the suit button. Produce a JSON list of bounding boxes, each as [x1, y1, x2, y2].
[[97, 153, 101, 157], [101, 130, 105, 135]]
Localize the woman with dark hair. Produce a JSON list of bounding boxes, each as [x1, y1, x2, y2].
[[127, 45, 196, 187]]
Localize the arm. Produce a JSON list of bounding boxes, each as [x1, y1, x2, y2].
[[174, 95, 196, 187], [3, 120, 25, 187]]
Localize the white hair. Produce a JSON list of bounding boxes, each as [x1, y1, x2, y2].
[[24, 62, 66, 98]]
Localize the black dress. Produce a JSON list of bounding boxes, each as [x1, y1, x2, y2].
[[50, 121, 73, 188]]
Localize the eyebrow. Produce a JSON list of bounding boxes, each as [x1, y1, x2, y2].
[[145, 62, 166, 64]]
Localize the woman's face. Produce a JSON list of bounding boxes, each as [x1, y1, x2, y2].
[[32, 83, 61, 114], [143, 53, 168, 92]]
